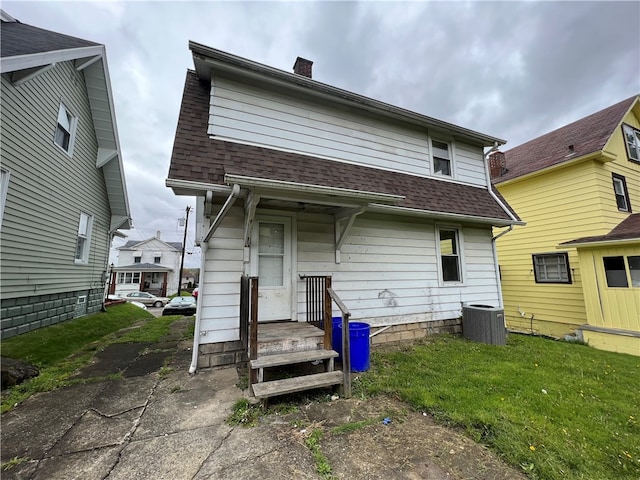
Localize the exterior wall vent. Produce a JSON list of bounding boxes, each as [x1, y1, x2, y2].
[[462, 304, 506, 345]]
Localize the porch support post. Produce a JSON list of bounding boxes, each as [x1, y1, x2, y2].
[[249, 277, 259, 390], [323, 276, 332, 350], [244, 192, 260, 247], [334, 206, 365, 264]]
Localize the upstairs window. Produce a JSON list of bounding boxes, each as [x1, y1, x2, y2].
[[432, 139, 452, 176], [54, 103, 77, 155], [75, 212, 93, 263], [438, 227, 462, 283], [153, 252, 162, 264], [622, 124, 640, 163], [532, 252, 571, 284], [612, 173, 631, 212], [134, 255, 142, 264]]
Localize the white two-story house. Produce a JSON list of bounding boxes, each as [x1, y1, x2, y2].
[[166, 43, 521, 369], [111, 232, 182, 297]]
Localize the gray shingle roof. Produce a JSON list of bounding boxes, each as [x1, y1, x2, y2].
[[168, 71, 517, 223], [561, 213, 640, 245], [1, 19, 99, 58], [493, 95, 638, 184], [120, 240, 182, 251], [113, 263, 173, 271]]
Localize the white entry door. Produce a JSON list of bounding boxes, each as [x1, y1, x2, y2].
[[252, 216, 293, 322]]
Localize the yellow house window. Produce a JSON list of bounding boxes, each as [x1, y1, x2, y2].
[[532, 252, 571, 284], [603, 256, 628, 287], [622, 124, 640, 163], [629, 256, 640, 287], [612, 173, 632, 212]]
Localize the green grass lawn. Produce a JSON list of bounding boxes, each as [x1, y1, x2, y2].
[[358, 334, 640, 480], [0, 302, 179, 413]]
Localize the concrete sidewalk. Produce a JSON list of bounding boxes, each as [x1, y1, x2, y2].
[[0, 318, 318, 480]]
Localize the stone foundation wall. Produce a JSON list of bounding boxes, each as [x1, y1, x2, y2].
[[370, 318, 462, 345], [1, 288, 103, 339], [197, 340, 247, 368]]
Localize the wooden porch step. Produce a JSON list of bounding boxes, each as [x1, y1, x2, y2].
[[252, 371, 343, 399], [250, 349, 338, 370]]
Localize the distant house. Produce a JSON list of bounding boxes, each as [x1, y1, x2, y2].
[[0, 10, 131, 338], [492, 95, 640, 356], [111, 232, 182, 297], [167, 43, 521, 370]]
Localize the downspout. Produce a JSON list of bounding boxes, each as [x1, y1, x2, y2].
[[491, 224, 513, 308], [189, 185, 241, 374]]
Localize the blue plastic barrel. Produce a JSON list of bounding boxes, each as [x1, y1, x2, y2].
[[334, 321, 370, 372], [332, 317, 342, 360]]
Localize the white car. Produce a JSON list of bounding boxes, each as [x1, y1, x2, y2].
[[121, 292, 169, 307]]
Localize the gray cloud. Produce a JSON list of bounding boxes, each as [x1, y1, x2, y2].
[[4, 1, 639, 268]]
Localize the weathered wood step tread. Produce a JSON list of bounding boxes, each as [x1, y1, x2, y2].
[[250, 349, 338, 369], [252, 371, 343, 399]]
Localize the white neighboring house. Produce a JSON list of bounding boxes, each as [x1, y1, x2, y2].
[[111, 232, 182, 297]]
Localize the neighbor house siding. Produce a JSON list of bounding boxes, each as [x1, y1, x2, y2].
[[208, 77, 487, 187], [0, 61, 111, 336], [494, 162, 606, 335]]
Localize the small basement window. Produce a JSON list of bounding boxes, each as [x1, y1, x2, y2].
[[603, 256, 628, 287], [532, 253, 571, 284]]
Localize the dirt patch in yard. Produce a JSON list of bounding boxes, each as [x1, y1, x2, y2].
[[262, 394, 528, 479]]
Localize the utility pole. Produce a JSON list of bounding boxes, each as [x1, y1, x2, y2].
[[178, 205, 191, 295]]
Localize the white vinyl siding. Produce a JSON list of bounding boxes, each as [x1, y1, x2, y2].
[[207, 77, 488, 186], [196, 206, 501, 344], [1, 63, 111, 298]]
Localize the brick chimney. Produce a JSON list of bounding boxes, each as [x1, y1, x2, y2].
[[293, 57, 313, 78], [488, 151, 507, 179]]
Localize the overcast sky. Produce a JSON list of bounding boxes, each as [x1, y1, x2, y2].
[[4, 1, 639, 268]]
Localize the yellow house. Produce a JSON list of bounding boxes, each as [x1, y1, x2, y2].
[[492, 95, 640, 356]]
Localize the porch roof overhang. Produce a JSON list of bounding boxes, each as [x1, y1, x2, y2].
[[558, 213, 640, 248], [224, 174, 405, 207], [113, 263, 173, 272]]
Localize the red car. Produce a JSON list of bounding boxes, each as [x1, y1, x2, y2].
[[192, 287, 198, 299]]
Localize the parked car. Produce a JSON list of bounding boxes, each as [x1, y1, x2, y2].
[[121, 292, 169, 308], [162, 296, 197, 316]]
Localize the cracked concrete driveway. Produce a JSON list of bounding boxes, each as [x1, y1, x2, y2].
[[1, 317, 526, 480]]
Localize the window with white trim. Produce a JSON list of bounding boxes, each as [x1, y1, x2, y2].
[[532, 252, 571, 284], [54, 103, 77, 155], [438, 227, 462, 283], [117, 272, 141, 284], [75, 212, 93, 263], [622, 124, 640, 163], [612, 173, 631, 212], [133, 253, 142, 263], [153, 252, 162, 263], [431, 139, 452, 176], [0, 167, 9, 229]]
